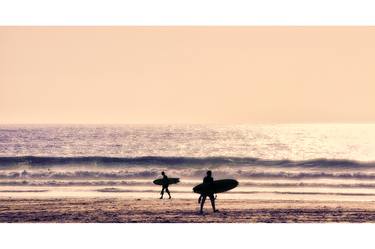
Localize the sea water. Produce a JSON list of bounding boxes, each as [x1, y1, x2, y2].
[[0, 124, 375, 200]]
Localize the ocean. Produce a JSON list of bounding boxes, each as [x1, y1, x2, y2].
[[1, 124, 375, 200]]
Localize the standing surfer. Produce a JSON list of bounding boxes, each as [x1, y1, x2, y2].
[[160, 171, 171, 199], [199, 170, 218, 213]]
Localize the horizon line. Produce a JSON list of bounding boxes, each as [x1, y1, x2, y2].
[[1, 122, 375, 125]]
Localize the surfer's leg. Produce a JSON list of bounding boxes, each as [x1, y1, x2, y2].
[[200, 195, 207, 213], [209, 194, 218, 212], [166, 187, 171, 199], [160, 187, 164, 199]]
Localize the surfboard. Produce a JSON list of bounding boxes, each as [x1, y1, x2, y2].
[[153, 178, 180, 185], [193, 179, 238, 194]]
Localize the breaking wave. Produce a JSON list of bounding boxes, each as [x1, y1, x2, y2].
[[2, 157, 375, 187], [2, 169, 375, 181], [0, 156, 374, 168]]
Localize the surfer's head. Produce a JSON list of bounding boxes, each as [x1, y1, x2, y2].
[[161, 171, 165, 176], [206, 170, 212, 176]]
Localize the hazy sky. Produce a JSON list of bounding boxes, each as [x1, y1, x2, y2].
[[0, 27, 374, 124]]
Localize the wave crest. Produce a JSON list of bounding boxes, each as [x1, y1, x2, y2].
[[0, 156, 374, 168]]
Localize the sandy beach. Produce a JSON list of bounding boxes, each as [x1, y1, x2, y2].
[[1, 197, 375, 223]]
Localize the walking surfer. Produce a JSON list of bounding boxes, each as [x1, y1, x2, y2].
[[160, 171, 171, 199], [199, 170, 218, 213]]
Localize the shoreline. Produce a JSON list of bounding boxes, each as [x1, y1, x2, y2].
[[1, 197, 375, 223]]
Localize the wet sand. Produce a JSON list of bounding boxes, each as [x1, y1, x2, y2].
[[1, 198, 375, 223]]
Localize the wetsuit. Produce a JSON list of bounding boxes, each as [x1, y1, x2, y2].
[[199, 175, 217, 212], [160, 174, 171, 199]]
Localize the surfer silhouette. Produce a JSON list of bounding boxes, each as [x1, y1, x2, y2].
[[199, 170, 218, 214], [160, 171, 171, 199]]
